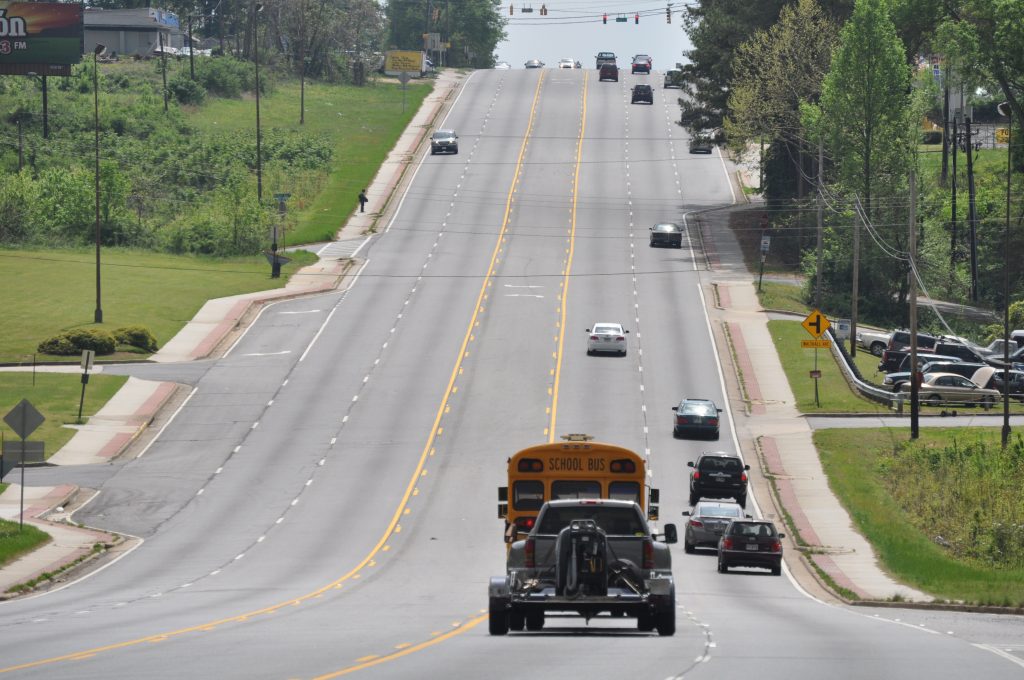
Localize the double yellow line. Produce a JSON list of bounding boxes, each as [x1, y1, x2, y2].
[[0, 71, 557, 678]]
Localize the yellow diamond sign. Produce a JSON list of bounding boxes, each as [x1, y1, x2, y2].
[[801, 309, 830, 339]]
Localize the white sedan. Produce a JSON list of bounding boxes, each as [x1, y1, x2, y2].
[[586, 322, 629, 356], [558, 58, 575, 69]]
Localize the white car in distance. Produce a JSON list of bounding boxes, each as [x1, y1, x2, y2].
[[558, 58, 575, 69], [586, 322, 629, 356]]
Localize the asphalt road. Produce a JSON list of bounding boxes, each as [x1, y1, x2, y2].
[[1, 69, 1021, 679]]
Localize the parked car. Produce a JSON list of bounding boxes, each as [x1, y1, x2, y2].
[[884, 360, 984, 391], [524, 59, 544, 68], [717, 519, 784, 575], [976, 368, 1024, 400], [672, 398, 722, 439], [430, 129, 458, 154], [688, 452, 749, 508], [887, 330, 937, 352], [897, 370, 1000, 408], [663, 70, 682, 88], [682, 500, 747, 553], [978, 339, 1018, 356], [631, 84, 653, 104], [688, 135, 713, 154], [598, 63, 618, 81], [933, 341, 987, 364], [649, 222, 683, 248], [856, 328, 892, 357], [631, 54, 652, 74], [586, 322, 628, 356]]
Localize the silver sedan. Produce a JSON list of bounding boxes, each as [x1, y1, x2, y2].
[[586, 322, 628, 356], [683, 500, 747, 553]]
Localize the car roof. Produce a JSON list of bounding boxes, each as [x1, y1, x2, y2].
[[698, 451, 740, 459], [654, 222, 681, 230], [593, 321, 622, 327]]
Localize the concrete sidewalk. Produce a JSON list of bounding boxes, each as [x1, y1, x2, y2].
[[0, 69, 466, 597]]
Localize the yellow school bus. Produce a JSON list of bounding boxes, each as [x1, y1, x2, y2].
[[498, 434, 659, 542]]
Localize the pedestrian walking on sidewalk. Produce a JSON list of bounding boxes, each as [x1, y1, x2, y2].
[[358, 190, 368, 213]]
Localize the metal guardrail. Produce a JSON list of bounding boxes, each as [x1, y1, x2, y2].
[[826, 328, 905, 409]]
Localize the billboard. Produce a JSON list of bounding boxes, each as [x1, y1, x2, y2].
[[0, 2, 84, 68], [384, 50, 425, 76]]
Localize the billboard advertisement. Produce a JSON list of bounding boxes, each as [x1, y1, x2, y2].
[[0, 2, 84, 67], [384, 50, 425, 77]]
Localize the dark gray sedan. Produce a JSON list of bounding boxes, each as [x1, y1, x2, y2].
[[650, 222, 683, 248], [682, 500, 746, 553]]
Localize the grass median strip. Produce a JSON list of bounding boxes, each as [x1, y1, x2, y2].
[[815, 427, 1024, 606]]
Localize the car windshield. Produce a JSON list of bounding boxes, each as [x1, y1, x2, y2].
[[730, 522, 776, 537], [683, 402, 715, 415], [593, 325, 620, 334], [537, 506, 645, 536], [432, 131, 453, 140], [653, 224, 678, 232]]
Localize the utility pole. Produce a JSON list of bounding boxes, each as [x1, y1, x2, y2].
[[909, 171, 919, 439], [941, 68, 949, 185], [850, 199, 861, 359], [188, 14, 195, 80], [159, 32, 168, 112], [950, 113, 958, 270], [998, 101, 1013, 449], [965, 114, 979, 302], [815, 136, 824, 309]]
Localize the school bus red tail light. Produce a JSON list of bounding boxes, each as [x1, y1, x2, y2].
[[517, 458, 544, 472]]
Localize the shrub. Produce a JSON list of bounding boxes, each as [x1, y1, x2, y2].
[[168, 72, 207, 105], [196, 56, 260, 98], [38, 329, 117, 356], [114, 326, 159, 352]]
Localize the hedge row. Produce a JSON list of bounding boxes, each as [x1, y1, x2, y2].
[[37, 325, 158, 356]]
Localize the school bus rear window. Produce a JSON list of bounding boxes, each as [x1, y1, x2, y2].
[[609, 481, 641, 504], [513, 480, 544, 510], [551, 480, 601, 500]]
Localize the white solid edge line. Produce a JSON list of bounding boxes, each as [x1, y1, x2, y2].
[[299, 258, 371, 363], [973, 644, 1024, 670], [222, 298, 277, 359], [135, 386, 198, 460], [347, 236, 371, 259], [383, 71, 478, 235], [716, 145, 737, 205], [20, 492, 148, 602]]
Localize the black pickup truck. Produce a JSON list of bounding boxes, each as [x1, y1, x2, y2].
[[489, 499, 677, 636]]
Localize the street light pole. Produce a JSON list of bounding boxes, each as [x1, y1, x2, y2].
[[93, 44, 106, 324], [253, 2, 264, 203], [998, 101, 1013, 448]]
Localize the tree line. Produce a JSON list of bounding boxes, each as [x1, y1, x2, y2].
[[679, 0, 1022, 331]]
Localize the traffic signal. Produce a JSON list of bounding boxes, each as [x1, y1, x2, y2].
[[666, 7, 671, 22], [603, 12, 607, 23], [634, 12, 639, 23], [509, 3, 513, 14], [540, 4, 547, 14]]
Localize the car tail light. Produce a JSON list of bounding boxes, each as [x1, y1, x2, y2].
[[525, 538, 535, 568], [590, 335, 599, 341], [677, 416, 688, 424], [708, 418, 718, 426], [740, 471, 748, 482], [770, 541, 782, 553], [642, 539, 654, 569], [616, 336, 625, 341], [516, 516, 535, 532], [688, 519, 703, 528], [692, 471, 700, 480], [722, 537, 733, 550]]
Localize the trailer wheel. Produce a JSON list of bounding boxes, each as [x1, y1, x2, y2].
[[509, 608, 525, 631], [488, 599, 509, 635], [525, 611, 545, 631], [656, 588, 676, 636]]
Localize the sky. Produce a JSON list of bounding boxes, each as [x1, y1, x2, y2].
[[494, 0, 694, 71]]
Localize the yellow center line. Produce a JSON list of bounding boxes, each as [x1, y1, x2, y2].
[[549, 71, 589, 441], [0, 71, 550, 677]]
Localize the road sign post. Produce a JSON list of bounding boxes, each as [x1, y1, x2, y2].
[[78, 349, 95, 423], [801, 310, 831, 408], [4, 399, 46, 529], [758, 233, 771, 292]]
